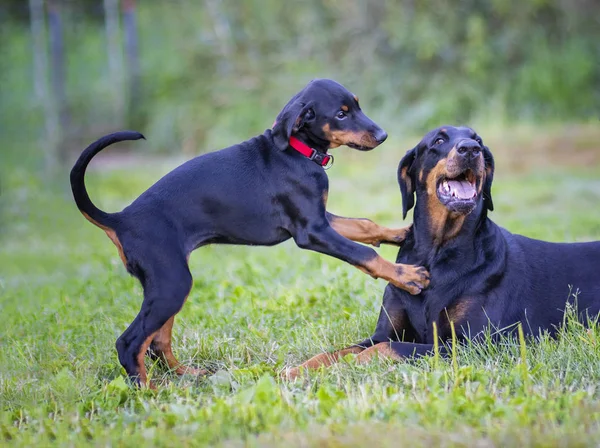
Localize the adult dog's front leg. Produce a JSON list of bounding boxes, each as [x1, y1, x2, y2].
[[355, 341, 445, 363], [283, 345, 367, 380], [326, 212, 411, 247], [294, 223, 429, 294]]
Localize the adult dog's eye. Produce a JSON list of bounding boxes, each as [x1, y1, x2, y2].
[[336, 110, 347, 120], [434, 138, 445, 145]]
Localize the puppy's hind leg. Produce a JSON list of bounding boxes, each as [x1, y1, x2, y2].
[[148, 314, 208, 376], [115, 250, 194, 387]]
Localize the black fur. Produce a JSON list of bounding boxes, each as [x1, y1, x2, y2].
[[357, 125, 600, 357]]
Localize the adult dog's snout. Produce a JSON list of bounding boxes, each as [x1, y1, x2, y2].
[[456, 139, 481, 160]]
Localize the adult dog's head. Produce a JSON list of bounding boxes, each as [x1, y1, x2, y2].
[[272, 78, 387, 152], [398, 126, 494, 241]]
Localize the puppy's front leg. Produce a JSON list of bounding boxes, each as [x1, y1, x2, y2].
[[326, 212, 411, 247], [293, 222, 429, 295]]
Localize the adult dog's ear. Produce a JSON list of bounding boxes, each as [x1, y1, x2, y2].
[[272, 95, 315, 151], [482, 145, 495, 211], [398, 146, 418, 219]]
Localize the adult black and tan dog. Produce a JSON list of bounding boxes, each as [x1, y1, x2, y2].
[[70, 79, 429, 386], [286, 125, 600, 377]]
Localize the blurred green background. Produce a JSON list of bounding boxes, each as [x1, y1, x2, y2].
[[1, 0, 599, 170]]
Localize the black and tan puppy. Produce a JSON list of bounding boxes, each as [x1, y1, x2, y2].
[[70, 79, 429, 386], [287, 125, 600, 377]]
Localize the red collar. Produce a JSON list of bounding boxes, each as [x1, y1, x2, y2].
[[289, 136, 334, 169]]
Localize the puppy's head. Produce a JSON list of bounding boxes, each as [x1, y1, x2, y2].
[[398, 126, 494, 219], [272, 78, 387, 151]]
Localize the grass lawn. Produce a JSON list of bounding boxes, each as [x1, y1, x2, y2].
[[1, 125, 600, 446]]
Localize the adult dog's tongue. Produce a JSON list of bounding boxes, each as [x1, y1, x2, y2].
[[448, 179, 476, 199]]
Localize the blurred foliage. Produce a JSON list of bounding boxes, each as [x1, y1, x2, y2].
[[0, 0, 599, 161]]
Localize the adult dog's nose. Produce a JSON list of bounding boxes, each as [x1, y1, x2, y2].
[[456, 139, 481, 159]]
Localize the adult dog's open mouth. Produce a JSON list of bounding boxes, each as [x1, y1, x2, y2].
[[436, 169, 479, 214]]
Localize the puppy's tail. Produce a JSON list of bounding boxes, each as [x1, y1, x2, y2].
[[70, 131, 145, 229]]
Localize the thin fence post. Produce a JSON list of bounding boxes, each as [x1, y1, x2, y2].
[[29, 0, 59, 171], [47, 0, 69, 161], [122, 0, 141, 127], [104, 0, 124, 127]]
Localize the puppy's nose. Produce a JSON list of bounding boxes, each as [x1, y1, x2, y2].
[[373, 129, 388, 144], [456, 140, 481, 158]]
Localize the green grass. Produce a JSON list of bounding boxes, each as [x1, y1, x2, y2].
[[1, 128, 600, 447]]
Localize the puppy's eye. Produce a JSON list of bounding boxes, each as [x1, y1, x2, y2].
[[475, 137, 483, 145], [336, 110, 347, 120], [434, 138, 445, 145]]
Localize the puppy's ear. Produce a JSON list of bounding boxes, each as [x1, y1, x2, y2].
[[482, 145, 495, 211], [272, 95, 315, 151], [398, 146, 418, 219]]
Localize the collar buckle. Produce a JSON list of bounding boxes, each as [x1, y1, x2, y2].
[[309, 149, 334, 169], [288, 136, 334, 169]]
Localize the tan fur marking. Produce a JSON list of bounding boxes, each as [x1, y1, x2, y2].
[[425, 157, 466, 245], [353, 95, 359, 103], [341, 105, 349, 112], [480, 165, 492, 193], [329, 215, 410, 247], [322, 124, 341, 148], [438, 298, 475, 337], [447, 299, 472, 324], [355, 342, 402, 363], [150, 291, 206, 376], [151, 316, 208, 376], [444, 298, 472, 326], [137, 332, 158, 388], [390, 308, 409, 338], [401, 166, 412, 194], [283, 346, 364, 380], [357, 255, 399, 280], [322, 123, 377, 149], [82, 212, 127, 267]]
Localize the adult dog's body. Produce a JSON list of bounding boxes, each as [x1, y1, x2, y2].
[[287, 125, 600, 376], [70, 79, 428, 386]]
